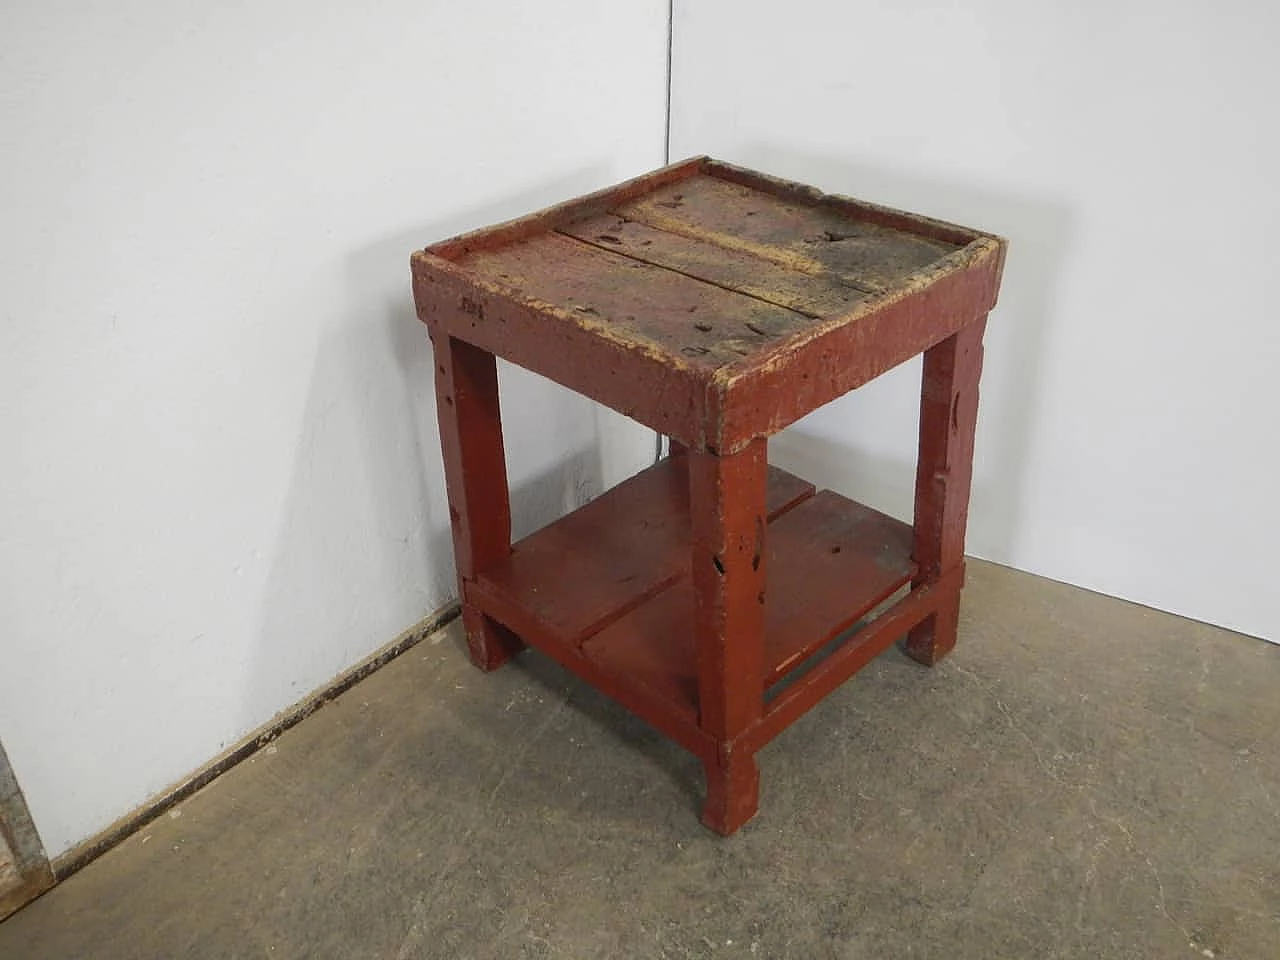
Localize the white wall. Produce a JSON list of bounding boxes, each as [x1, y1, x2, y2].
[[671, 0, 1279, 642], [0, 1, 666, 858]]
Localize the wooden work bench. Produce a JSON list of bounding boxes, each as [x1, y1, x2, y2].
[[411, 158, 1006, 834]]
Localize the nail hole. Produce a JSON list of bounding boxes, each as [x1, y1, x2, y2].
[[596, 234, 622, 244], [830, 545, 842, 554]]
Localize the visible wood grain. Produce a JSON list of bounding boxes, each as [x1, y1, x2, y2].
[[704, 159, 985, 247], [470, 456, 813, 648], [905, 317, 987, 665], [413, 161, 1006, 452], [580, 491, 915, 709], [710, 240, 1003, 452], [457, 232, 812, 368], [427, 156, 706, 260], [618, 175, 958, 294], [559, 213, 867, 317], [413, 252, 708, 444]]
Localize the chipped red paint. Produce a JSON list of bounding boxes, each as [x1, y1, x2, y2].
[[412, 158, 1006, 833]]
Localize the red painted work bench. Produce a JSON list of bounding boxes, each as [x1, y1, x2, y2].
[[411, 158, 1006, 834]]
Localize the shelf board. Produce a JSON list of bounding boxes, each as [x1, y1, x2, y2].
[[469, 455, 815, 646], [581, 491, 917, 718]]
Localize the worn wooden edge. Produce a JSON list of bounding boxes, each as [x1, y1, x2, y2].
[[0, 867, 53, 923], [43, 603, 461, 892], [413, 246, 699, 376], [425, 156, 709, 260], [0, 740, 55, 921], [705, 242, 1005, 451], [412, 255, 710, 444], [703, 158, 998, 248], [728, 235, 1005, 387], [413, 156, 1008, 452], [740, 566, 964, 754]]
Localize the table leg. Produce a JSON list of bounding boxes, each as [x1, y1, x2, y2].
[[906, 317, 987, 666], [689, 439, 767, 834], [432, 333, 523, 671]]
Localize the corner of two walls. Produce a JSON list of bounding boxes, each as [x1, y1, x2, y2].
[[0, 1, 668, 860]]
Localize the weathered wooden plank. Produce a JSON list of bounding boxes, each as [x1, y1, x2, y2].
[[705, 159, 986, 248], [469, 456, 814, 647], [426, 156, 706, 260], [412, 251, 708, 444], [710, 240, 1004, 452], [581, 489, 915, 713], [559, 213, 867, 318], [456, 232, 812, 368], [618, 174, 958, 294]]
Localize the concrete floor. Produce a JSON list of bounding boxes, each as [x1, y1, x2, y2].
[[2, 560, 1277, 959]]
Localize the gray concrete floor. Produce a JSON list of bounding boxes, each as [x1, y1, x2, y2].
[[1, 561, 1277, 959]]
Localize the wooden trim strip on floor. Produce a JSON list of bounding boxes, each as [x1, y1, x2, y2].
[[48, 602, 461, 886]]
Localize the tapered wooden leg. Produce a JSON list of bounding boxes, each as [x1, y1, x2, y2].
[[689, 439, 767, 834], [432, 332, 523, 671], [906, 317, 986, 666]]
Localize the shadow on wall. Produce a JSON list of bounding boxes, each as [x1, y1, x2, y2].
[[747, 144, 1074, 565], [239, 168, 617, 732]]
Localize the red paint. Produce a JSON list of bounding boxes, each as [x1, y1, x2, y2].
[[412, 158, 1006, 833]]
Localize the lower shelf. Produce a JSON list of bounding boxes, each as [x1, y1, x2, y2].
[[468, 454, 917, 729], [582, 490, 915, 719]]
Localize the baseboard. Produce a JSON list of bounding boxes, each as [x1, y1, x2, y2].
[[49, 602, 461, 883]]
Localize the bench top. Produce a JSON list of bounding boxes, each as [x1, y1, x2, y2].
[[412, 158, 1005, 451]]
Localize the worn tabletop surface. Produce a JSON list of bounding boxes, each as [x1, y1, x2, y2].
[[413, 158, 1005, 450], [430, 163, 987, 372]]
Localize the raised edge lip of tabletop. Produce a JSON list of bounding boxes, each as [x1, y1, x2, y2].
[[408, 158, 1009, 450], [420, 156, 711, 262], [408, 158, 1008, 378]]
